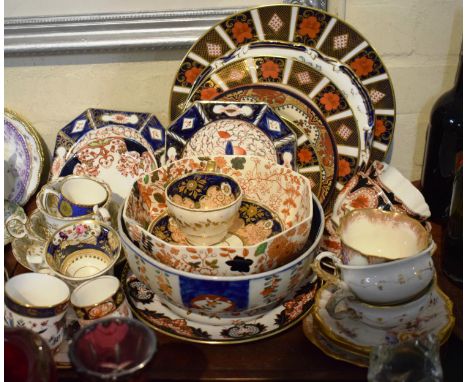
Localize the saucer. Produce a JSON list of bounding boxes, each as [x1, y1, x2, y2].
[[302, 313, 368, 368], [312, 282, 454, 356], [149, 199, 283, 247], [122, 265, 318, 344]]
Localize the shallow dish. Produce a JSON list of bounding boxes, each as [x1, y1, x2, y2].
[[119, 192, 324, 319], [166, 101, 297, 170], [124, 155, 313, 276]]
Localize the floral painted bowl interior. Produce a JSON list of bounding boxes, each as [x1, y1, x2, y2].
[[166, 172, 241, 210], [123, 155, 313, 276], [149, 199, 283, 247]]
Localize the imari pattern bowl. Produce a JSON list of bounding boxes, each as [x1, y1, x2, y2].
[[123, 155, 313, 276], [119, 194, 324, 319]]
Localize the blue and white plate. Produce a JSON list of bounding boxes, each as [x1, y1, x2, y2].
[[166, 101, 297, 170]]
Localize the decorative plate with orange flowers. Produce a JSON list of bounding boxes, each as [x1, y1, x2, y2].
[[169, 4, 395, 164]]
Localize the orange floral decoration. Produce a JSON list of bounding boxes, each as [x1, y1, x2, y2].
[[338, 159, 351, 178], [350, 56, 374, 77], [320, 92, 341, 111], [297, 148, 313, 164], [232, 21, 253, 43], [350, 194, 371, 209], [261, 60, 280, 79], [298, 16, 321, 39], [374, 119, 386, 137], [185, 67, 202, 85], [200, 87, 220, 100]]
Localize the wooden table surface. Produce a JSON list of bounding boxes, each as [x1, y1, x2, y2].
[[5, 200, 463, 381]]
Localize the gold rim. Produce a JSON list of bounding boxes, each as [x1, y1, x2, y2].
[[312, 282, 455, 355], [167, 3, 396, 161], [337, 208, 432, 261], [5, 273, 70, 310], [122, 263, 317, 345], [5, 108, 46, 205]]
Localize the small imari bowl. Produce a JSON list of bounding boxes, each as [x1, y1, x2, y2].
[[43, 220, 121, 288], [71, 276, 132, 327], [5, 273, 70, 350], [165, 171, 243, 245]]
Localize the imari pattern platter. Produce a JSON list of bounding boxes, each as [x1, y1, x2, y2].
[[166, 101, 297, 170], [4, 109, 45, 206], [169, 4, 395, 162], [187, 51, 373, 193], [123, 266, 318, 344]]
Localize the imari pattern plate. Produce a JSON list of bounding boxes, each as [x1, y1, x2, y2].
[[50, 108, 166, 203], [187, 53, 371, 192], [4, 109, 45, 206], [214, 84, 337, 208], [123, 266, 318, 344], [166, 101, 297, 170], [169, 4, 395, 162]]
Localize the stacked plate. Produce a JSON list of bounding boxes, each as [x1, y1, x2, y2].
[[168, 4, 397, 210]]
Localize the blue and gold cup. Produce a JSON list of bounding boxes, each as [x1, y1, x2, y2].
[[41, 176, 109, 218]]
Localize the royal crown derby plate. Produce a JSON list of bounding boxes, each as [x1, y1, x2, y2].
[[149, 199, 283, 248], [187, 54, 371, 188], [214, 85, 337, 207], [56, 137, 158, 204], [312, 283, 454, 356], [166, 101, 297, 170], [5, 109, 45, 206], [169, 4, 395, 162], [122, 266, 318, 344], [50, 108, 165, 179], [302, 313, 368, 367]]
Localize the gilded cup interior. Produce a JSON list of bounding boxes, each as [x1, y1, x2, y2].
[[339, 209, 431, 261], [45, 220, 121, 280], [166, 172, 242, 211]]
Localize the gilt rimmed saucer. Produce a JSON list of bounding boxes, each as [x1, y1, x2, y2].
[[311, 282, 454, 356], [122, 266, 318, 344], [149, 199, 283, 247]]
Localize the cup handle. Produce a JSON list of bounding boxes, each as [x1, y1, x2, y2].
[[325, 286, 359, 320], [312, 251, 343, 283], [41, 188, 61, 213], [93, 206, 111, 222], [5, 214, 28, 239]]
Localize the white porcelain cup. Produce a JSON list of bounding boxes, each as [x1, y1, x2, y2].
[[325, 280, 435, 329], [312, 240, 436, 305], [70, 276, 132, 327], [337, 209, 431, 266], [4, 273, 70, 350]]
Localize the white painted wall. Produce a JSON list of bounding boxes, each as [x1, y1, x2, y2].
[[4, 0, 463, 180]]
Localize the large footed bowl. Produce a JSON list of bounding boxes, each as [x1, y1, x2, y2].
[[123, 155, 313, 276], [119, 192, 324, 320]]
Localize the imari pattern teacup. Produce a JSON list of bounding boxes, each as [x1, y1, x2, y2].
[[5, 273, 70, 350], [165, 171, 243, 245]]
